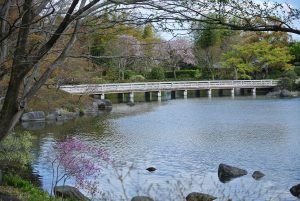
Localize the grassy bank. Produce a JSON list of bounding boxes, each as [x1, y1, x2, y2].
[[0, 174, 80, 201]]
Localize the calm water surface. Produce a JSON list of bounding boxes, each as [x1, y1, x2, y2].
[[25, 97, 300, 201]]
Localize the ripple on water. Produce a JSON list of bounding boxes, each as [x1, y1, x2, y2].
[[27, 97, 300, 200]]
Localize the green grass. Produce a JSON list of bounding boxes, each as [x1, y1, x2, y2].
[[1, 174, 77, 201]]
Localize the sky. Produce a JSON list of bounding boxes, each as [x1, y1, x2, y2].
[[158, 0, 300, 41]]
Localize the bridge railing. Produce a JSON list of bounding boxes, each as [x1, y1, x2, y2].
[[60, 80, 279, 95]]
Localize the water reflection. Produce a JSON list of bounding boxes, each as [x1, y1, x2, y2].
[[22, 97, 300, 200]]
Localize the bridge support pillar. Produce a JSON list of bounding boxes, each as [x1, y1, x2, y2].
[[157, 91, 162, 97], [231, 88, 235, 97], [252, 88, 256, 96], [157, 91, 162, 102], [183, 90, 188, 99], [129, 92, 134, 103], [207, 89, 212, 97], [100, 94, 105, 100]]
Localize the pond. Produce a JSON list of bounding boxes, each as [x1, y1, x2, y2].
[[23, 96, 300, 201]]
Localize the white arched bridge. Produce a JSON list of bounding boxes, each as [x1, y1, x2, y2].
[[60, 80, 279, 101]]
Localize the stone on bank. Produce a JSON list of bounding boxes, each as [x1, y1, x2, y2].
[[186, 192, 217, 201], [131, 196, 155, 201], [54, 185, 90, 201], [21, 111, 45, 122]]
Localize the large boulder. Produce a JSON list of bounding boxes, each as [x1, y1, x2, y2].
[[54, 186, 90, 201], [218, 163, 247, 183], [55, 111, 78, 121], [252, 171, 265, 180], [131, 196, 155, 201], [266, 89, 293, 98], [21, 111, 45, 122], [94, 99, 112, 110], [186, 192, 217, 201], [290, 184, 300, 198], [46, 108, 79, 121]]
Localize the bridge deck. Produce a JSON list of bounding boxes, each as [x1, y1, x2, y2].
[[60, 80, 279, 95]]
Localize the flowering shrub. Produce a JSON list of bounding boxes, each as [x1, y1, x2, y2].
[[50, 137, 110, 197]]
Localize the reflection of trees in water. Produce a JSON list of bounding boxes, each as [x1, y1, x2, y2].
[[19, 102, 162, 160]]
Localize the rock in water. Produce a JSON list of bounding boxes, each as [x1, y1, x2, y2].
[[290, 184, 300, 198], [146, 167, 156, 172], [54, 186, 90, 201], [186, 192, 217, 201], [21, 111, 45, 122], [96, 99, 112, 110], [127, 101, 135, 106], [252, 171, 265, 180], [131, 196, 155, 201], [218, 163, 247, 183], [266, 89, 293, 97]]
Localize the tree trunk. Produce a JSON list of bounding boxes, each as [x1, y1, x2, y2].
[[234, 68, 238, 80], [173, 68, 176, 79], [208, 66, 215, 80], [0, 0, 11, 81], [0, 69, 26, 140], [173, 64, 177, 79], [0, 0, 34, 140]]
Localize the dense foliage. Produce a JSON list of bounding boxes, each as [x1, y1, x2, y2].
[[0, 131, 32, 166]]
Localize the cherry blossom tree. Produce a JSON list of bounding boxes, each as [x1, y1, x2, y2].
[[157, 39, 196, 78], [112, 35, 142, 80]]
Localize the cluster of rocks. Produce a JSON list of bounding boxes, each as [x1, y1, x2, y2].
[[218, 163, 264, 183], [218, 163, 300, 199], [20, 99, 112, 124], [266, 89, 298, 97], [53, 163, 300, 200], [132, 192, 218, 201], [53, 186, 218, 201]]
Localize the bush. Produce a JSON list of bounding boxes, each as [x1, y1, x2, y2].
[[91, 77, 107, 84], [0, 131, 32, 167], [294, 66, 300, 76], [124, 70, 136, 80], [148, 66, 165, 80], [165, 70, 201, 79], [279, 77, 294, 90], [129, 75, 145, 82], [105, 68, 119, 81]]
